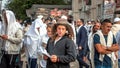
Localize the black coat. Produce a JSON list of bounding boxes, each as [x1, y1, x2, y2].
[[46, 36, 76, 68], [76, 26, 89, 56]]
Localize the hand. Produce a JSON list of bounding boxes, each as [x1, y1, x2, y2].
[[43, 55, 48, 60], [78, 46, 82, 50], [50, 55, 58, 63], [1, 35, 8, 40], [83, 56, 87, 62]]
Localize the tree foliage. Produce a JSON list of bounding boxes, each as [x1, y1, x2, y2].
[[6, 0, 70, 20]]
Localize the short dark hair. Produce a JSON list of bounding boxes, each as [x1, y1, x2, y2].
[[101, 19, 112, 25], [46, 17, 52, 21], [80, 19, 84, 23]]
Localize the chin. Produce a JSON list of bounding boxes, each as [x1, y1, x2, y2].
[[58, 35, 63, 37]]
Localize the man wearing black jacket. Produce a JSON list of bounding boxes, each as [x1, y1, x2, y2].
[[76, 19, 89, 68]]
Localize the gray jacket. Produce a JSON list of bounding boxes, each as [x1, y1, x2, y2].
[[0, 28, 23, 54], [46, 36, 76, 68]]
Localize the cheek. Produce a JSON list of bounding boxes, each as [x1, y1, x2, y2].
[[62, 31, 66, 34], [47, 32, 51, 35], [108, 28, 111, 31], [57, 30, 66, 34], [56, 30, 61, 33]]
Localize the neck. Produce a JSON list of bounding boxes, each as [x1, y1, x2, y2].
[[102, 30, 108, 35], [55, 36, 62, 41]]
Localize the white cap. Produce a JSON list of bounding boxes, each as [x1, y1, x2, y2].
[[114, 17, 120, 22], [61, 15, 67, 20]]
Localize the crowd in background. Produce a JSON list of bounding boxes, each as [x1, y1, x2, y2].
[[0, 9, 120, 68]]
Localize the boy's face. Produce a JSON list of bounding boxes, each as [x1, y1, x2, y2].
[[56, 25, 66, 37], [47, 27, 52, 38]]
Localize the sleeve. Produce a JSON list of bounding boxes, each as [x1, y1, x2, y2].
[[93, 34, 100, 45], [79, 27, 89, 56], [57, 39, 76, 63], [79, 27, 88, 47], [7, 28, 23, 44]]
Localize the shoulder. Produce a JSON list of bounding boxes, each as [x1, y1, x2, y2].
[[79, 26, 87, 32], [47, 38, 52, 42], [94, 34, 99, 37], [63, 37, 75, 49], [16, 28, 23, 34], [62, 36, 74, 43], [93, 34, 101, 44], [81, 26, 86, 30], [65, 37, 73, 42], [94, 34, 100, 39], [65, 38, 74, 45]]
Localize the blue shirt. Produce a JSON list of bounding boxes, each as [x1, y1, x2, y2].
[[93, 34, 116, 66]]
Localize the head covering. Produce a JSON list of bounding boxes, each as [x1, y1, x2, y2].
[[114, 17, 120, 22], [61, 15, 67, 20], [1, 10, 22, 50], [2, 10, 20, 35], [24, 15, 46, 58], [25, 19, 43, 37], [25, 15, 46, 37]]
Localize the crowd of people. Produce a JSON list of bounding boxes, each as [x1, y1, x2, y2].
[[0, 9, 120, 68]]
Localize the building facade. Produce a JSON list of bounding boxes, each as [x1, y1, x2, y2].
[[115, 0, 120, 17], [72, 0, 104, 21], [72, 0, 119, 22]]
